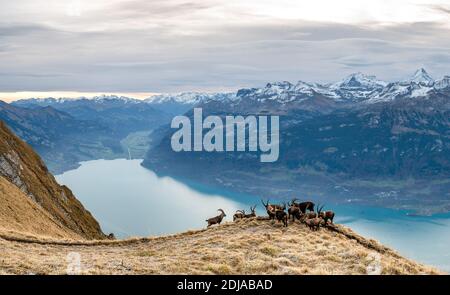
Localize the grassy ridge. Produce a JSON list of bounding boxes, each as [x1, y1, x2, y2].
[[0, 218, 442, 275]]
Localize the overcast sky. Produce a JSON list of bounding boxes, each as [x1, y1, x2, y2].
[[1, 0, 450, 100]]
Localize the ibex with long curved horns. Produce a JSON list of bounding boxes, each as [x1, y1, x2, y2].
[[261, 199, 284, 220], [304, 204, 324, 230], [243, 205, 257, 219], [318, 205, 335, 224], [206, 209, 226, 227], [233, 210, 246, 221]]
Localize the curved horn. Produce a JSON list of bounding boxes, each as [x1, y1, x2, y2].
[[261, 199, 268, 208], [218, 209, 225, 214], [317, 204, 324, 215]]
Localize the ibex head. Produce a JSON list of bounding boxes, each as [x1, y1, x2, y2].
[[289, 198, 298, 207], [218, 209, 226, 217]]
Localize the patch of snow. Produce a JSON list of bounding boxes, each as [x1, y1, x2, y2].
[[435, 76, 450, 90]]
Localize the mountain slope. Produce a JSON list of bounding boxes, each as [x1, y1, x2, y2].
[[0, 218, 441, 274], [0, 121, 105, 240], [0, 176, 81, 239]]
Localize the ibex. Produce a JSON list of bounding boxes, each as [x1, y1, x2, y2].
[[290, 199, 315, 213], [318, 205, 335, 224], [288, 202, 301, 222], [206, 209, 226, 227], [261, 199, 284, 220], [233, 210, 246, 221], [304, 204, 324, 230], [304, 217, 322, 231], [304, 210, 318, 220], [275, 203, 288, 227], [243, 205, 257, 218]]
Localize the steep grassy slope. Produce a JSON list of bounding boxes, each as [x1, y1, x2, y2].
[[0, 176, 82, 239], [0, 218, 441, 275], [0, 121, 105, 240]]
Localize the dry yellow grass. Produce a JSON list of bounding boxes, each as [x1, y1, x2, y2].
[[0, 176, 82, 240], [0, 218, 442, 275]]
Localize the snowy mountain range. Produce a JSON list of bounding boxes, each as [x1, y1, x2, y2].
[[232, 68, 450, 106], [12, 68, 450, 112]]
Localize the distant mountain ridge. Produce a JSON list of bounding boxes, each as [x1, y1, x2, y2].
[[12, 68, 450, 111]]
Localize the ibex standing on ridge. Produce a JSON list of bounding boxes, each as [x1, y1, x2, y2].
[[288, 199, 302, 222], [206, 209, 226, 227], [298, 201, 315, 213], [244, 205, 257, 218], [261, 199, 284, 220], [233, 210, 246, 221], [274, 203, 288, 227], [304, 204, 324, 231], [318, 205, 335, 224]]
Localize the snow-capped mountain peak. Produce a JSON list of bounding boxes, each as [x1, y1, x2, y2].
[[331, 72, 387, 89], [145, 92, 235, 105], [404, 68, 434, 85]]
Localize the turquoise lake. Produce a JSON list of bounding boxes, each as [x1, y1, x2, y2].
[[56, 158, 450, 273]]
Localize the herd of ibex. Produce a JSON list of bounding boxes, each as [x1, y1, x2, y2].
[[206, 199, 335, 230]]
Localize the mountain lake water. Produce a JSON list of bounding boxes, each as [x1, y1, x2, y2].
[[56, 158, 450, 273]]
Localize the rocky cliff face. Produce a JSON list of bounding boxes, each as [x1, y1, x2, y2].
[[0, 121, 105, 240]]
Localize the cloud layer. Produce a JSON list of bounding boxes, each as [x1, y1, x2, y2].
[[1, 0, 450, 94]]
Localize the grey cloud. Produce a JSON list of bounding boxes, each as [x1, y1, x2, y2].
[[112, 0, 213, 18], [429, 5, 450, 14], [0, 23, 58, 37], [1, 16, 450, 92]]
